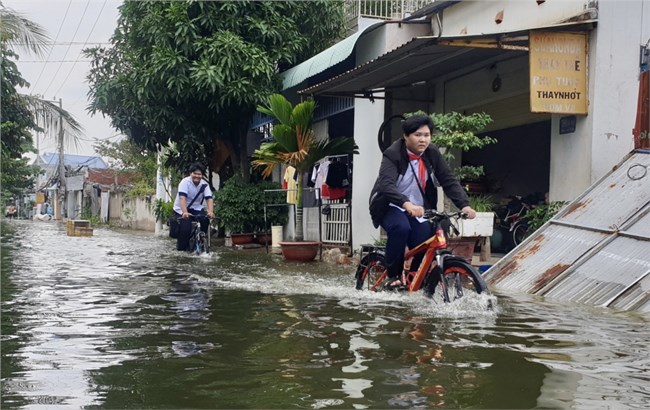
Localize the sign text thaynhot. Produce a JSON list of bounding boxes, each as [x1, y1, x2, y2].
[[530, 31, 588, 114]]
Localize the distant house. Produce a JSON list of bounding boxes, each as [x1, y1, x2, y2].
[[31, 153, 154, 229], [33, 152, 108, 192], [85, 168, 138, 224], [32, 152, 109, 219]]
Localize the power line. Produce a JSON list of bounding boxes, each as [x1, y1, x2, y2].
[[41, 0, 91, 98], [14, 41, 110, 46], [21, 60, 92, 63], [77, 133, 123, 143], [28, 0, 73, 93], [53, 0, 109, 98]]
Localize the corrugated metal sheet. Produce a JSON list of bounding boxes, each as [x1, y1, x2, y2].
[[542, 237, 650, 307], [488, 224, 608, 293], [555, 153, 650, 231], [484, 150, 650, 312], [609, 274, 650, 312], [625, 207, 650, 237]]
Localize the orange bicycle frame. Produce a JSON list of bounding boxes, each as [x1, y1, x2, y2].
[[404, 226, 447, 291]]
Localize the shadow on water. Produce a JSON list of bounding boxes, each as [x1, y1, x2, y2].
[[1, 220, 649, 409]]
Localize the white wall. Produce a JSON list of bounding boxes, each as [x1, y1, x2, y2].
[[314, 119, 329, 142], [550, 1, 647, 201], [351, 97, 385, 249], [549, 114, 593, 201], [589, 0, 645, 181], [439, 0, 591, 36], [349, 22, 429, 250]]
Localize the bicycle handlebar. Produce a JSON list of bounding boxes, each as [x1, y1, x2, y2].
[[186, 214, 211, 222], [423, 209, 468, 221], [176, 214, 210, 222]]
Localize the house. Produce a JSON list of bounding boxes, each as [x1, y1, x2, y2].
[[85, 168, 138, 224], [33, 152, 108, 219], [33, 152, 108, 191], [32, 153, 157, 229], [266, 0, 649, 251]]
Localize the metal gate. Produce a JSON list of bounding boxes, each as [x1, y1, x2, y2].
[[321, 203, 351, 246]]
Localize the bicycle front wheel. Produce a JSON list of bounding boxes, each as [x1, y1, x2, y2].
[[427, 259, 488, 302], [188, 237, 197, 255], [199, 233, 209, 254], [355, 252, 387, 291]]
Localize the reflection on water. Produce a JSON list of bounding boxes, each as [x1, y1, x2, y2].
[[1, 220, 649, 409]]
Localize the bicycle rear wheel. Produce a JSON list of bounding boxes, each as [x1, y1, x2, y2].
[[426, 259, 488, 302], [512, 222, 529, 247], [355, 252, 388, 291]]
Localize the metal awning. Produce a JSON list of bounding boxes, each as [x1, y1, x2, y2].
[[281, 22, 385, 90], [298, 20, 596, 98], [298, 37, 520, 97]]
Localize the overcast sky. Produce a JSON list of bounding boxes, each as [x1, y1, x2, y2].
[[5, 0, 123, 157]]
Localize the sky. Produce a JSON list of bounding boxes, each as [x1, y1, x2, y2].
[[5, 0, 124, 157]]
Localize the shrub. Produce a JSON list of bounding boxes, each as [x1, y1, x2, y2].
[[214, 177, 288, 233], [153, 199, 174, 222], [524, 201, 568, 232]]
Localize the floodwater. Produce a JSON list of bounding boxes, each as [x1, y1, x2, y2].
[[1, 220, 649, 409]]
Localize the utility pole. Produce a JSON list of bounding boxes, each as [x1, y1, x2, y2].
[[56, 98, 66, 221], [154, 144, 171, 235], [155, 144, 164, 235]]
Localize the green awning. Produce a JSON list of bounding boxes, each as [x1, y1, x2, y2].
[[281, 22, 384, 90]]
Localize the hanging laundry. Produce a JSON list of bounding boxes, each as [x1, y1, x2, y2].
[[325, 159, 350, 188], [311, 159, 329, 199], [284, 166, 298, 204]]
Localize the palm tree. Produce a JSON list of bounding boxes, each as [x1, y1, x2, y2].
[[1, 3, 83, 214], [253, 94, 358, 241], [1, 3, 83, 145]]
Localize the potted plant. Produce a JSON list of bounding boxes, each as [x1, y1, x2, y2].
[[455, 194, 496, 237], [253, 94, 358, 261]]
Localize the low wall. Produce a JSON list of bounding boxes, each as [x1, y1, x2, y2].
[[108, 192, 156, 231]]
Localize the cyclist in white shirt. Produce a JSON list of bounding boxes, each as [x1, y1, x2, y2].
[[173, 162, 214, 251]]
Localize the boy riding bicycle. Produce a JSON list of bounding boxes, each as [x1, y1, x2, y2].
[[173, 162, 215, 251], [369, 115, 477, 290]]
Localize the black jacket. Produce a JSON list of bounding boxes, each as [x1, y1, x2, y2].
[[369, 139, 470, 228]]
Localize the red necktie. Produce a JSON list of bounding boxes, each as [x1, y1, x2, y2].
[[407, 152, 427, 190]]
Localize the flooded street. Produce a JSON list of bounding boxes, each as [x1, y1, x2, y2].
[[2, 220, 649, 409]]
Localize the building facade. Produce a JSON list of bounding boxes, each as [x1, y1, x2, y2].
[[281, 0, 649, 250]]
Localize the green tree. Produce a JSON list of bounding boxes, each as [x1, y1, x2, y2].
[[85, 0, 345, 179], [1, 8, 40, 201], [406, 110, 496, 181]]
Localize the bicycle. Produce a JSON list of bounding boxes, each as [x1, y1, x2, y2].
[[494, 195, 533, 250], [355, 210, 489, 303], [187, 215, 211, 256]]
